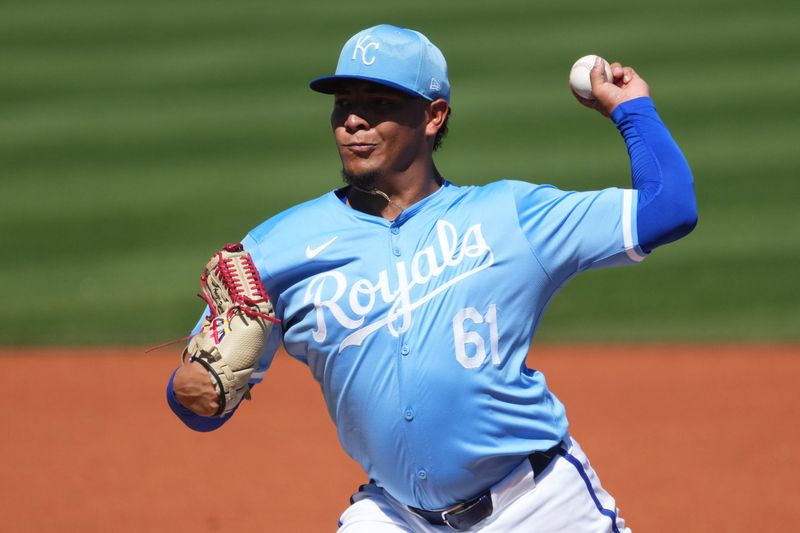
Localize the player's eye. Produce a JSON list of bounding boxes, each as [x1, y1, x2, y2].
[[370, 97, 402, 111], [334, 98, 351, 109]]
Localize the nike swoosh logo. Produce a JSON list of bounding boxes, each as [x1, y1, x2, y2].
[[305, 236, 338, 259]]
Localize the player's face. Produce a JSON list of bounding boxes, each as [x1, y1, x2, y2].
[[331, 81, 432, 186]]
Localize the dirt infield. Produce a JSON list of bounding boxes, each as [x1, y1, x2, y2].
[[1, 345, 797, 532]]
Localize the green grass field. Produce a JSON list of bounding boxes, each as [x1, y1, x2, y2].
[[2, 0, 798, 345]]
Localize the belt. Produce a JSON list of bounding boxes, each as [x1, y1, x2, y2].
[[408, 443, 562, 530]]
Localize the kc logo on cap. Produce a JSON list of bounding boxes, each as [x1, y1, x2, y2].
[[352, 34, 380, 66]]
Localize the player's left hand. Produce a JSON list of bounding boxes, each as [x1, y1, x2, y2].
[[572, 57, 650, 117]]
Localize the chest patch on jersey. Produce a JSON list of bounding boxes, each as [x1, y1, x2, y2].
[[303, 219, 494, 352]]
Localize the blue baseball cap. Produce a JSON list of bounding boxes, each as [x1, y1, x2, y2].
[[310, 24, 450, 103]]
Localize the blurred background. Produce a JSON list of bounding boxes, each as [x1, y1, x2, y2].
[[3, 2, 799, 532], [2, 0, 798, 345]]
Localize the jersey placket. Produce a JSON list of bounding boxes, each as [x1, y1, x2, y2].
[[388, 218, 430, 491]]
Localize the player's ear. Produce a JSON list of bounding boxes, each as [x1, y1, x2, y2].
[[425, 99, 449, 137]]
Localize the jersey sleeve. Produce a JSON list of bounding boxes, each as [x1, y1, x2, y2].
[[508, 180, 646, 285]]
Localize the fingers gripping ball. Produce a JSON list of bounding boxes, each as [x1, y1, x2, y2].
[[184, 243, 280, 417], [569, 54, 612, 100]]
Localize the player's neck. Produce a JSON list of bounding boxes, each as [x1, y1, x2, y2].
[[347, 166, 443, 221]]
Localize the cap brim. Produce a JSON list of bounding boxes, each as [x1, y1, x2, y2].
[[309, 75, 432, 101]]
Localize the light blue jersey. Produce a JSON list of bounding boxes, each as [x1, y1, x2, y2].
[[240, 179, 642, 509]]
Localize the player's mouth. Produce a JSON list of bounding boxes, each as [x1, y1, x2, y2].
[[343, 143, 377, 157]]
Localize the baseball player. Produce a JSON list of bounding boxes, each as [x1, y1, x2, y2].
[[167, 24, 697, 531]]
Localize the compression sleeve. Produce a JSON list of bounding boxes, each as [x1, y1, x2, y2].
[[611, 97, 697, 252], [165, 369, 235, 432]]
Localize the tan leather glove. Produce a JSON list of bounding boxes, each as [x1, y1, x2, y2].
[[183, 243, 279, 416]]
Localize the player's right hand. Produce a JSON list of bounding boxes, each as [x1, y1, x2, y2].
[[173, 358, 220, 416], [573, 57, 651, 117]]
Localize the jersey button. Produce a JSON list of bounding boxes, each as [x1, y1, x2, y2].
[[400, 345, 409, 356], [417, 469, 427, 480], [403, 409, 414, 421], [392, 246, 401, 256], [391, 226, 400, 235]]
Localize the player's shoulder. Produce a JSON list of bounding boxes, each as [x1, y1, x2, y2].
[[457, 179, 562, 204], [497, 179, 561, 196], [246, 190, 341, 245], [241, 190, 345, 287]]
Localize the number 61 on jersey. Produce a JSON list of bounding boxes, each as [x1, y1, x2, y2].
[[452, 304, 500, 369]]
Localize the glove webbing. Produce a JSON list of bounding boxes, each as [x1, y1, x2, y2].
[[198, 243, 281, 324]]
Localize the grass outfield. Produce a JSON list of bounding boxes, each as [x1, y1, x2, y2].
[[2, 0, 798, 344]]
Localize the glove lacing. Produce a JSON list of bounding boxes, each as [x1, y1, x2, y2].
[[200, 243, 281, 324]]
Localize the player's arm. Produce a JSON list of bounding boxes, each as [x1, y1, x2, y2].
[[579, 59, 698, 252]]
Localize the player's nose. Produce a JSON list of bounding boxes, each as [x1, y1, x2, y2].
[[344, 111, 370, 132]]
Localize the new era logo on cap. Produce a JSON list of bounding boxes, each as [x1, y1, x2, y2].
[[310, 24, 451, 103]]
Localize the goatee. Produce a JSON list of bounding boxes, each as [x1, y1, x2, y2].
[[341, 168, 381, 191]]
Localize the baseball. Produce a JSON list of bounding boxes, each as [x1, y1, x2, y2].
[[569, 55, 612, 100]]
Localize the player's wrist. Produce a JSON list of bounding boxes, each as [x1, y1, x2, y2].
[[609, 96, 656, 125]]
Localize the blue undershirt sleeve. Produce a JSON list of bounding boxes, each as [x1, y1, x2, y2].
[[611, 97, 698, 253]]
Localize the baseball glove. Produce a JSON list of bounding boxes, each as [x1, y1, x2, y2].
[[183, 243, 280, 417]]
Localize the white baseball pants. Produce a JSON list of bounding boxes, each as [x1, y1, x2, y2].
[[337, 436, 630, 532]]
